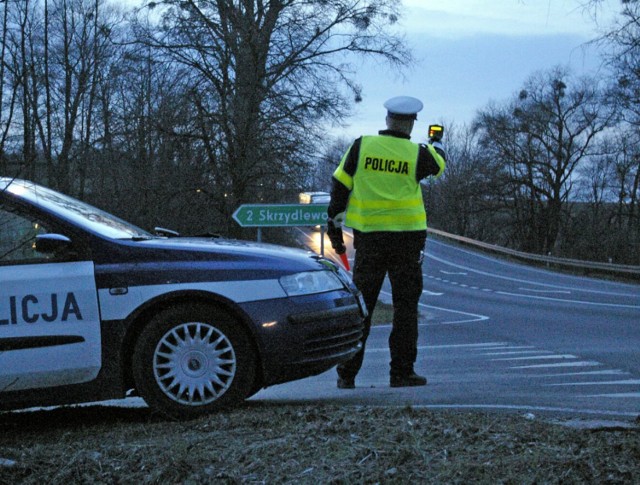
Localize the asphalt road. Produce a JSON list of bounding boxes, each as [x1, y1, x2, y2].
[[253, 230, 640, 421]]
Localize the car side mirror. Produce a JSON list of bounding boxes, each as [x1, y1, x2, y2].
[[35, 233, 72, 255]]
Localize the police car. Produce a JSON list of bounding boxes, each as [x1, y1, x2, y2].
[[0, 178, 365, 418]]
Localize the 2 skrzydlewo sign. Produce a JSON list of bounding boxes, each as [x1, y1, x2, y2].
[[232, 204, 329, 228]]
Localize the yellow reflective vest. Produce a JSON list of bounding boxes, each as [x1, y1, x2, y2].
[[333, 135, 429, 232]]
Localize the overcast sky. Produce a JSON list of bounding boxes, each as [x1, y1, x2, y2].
[[341, 0, 621, 142]]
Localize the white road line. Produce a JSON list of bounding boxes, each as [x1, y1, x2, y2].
[[519, 288, 571, 294], [512, 361, 601, 369], [479, 346, 535, 351], [496, 291, 640, 309], [419, 303, 490, 325], [586, 392, 640, 398], [483, 350, 553, 356], [440, 271, 467, 275], [381, 290, 491, 325], [493, 354, 578, 361], [422, 290, 444, 296], [545, 380, 640, 386], [427, 241, 639, 299], [528, 370, 631, 377], [366, 342, 508, 352], [423, 342, 508, 349]]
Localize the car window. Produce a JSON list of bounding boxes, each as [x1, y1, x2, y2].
[[1, 179, 151, 240], [0, 206, 50, 264]]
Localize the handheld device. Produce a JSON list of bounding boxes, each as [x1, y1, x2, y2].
[[428, 124, 444, 142]]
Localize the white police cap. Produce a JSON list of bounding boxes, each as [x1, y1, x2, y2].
[[384, 96, 423, 120]]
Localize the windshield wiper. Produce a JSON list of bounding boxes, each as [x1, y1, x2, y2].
[[154, 227, 180, 237]]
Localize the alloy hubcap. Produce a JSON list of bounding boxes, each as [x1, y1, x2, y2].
[[153, 322, 236, 406]]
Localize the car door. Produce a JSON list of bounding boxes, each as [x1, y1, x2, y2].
[[0, 203, 102, 392]]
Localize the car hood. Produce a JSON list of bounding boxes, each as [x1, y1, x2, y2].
[[91, 235, 340, 288], [134, 236, 313, 259], [99, 235, 331, 273]]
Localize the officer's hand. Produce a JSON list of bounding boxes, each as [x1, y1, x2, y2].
[[327, 218, 346, 254]]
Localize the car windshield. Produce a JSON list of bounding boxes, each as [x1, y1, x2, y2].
[[1, 178, 152, 239]]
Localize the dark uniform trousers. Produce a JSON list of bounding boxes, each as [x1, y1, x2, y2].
[[337, 229, 426, 380]]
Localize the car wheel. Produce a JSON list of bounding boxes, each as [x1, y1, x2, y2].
[[132, 303, 256, 418]]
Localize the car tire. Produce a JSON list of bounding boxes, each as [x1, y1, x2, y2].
[[132, 303, 256, 419]]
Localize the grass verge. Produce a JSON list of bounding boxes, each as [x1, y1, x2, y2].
[[371, 301, 394, 325], [0, 404, 638, 484]]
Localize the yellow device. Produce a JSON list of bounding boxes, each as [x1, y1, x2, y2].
[[428, 124, 444, 141]]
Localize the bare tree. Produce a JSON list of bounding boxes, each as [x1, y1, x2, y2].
[[423, 122, 501, 239], [311, 136, 351, 193], [0, 0, 20, 175], [43, 0, 105, 192], [133, 0, 411, 235], [475, 67, 615, 255]]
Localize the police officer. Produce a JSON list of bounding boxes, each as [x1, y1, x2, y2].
[[327, 96, 446, 389]]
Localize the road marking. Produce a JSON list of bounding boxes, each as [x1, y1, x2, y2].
[[496, 291, 640, 309], [418, 303, 490, 325], [529, 370, 630, 377], [440, 270, 467, 275], [423, 342, 508, 349], [422, 290, 443, 296], [493, 354, 578, 361], [366, 342, 508, 352], [519, 288, 571, 294], [483, 350, 553, 356], [585, 392, 640, 398], [479, 345, 534, 351], [427, 240, 639, 299], [545, 380, 640, 386], [512, 361, 601, 369], [380, 290, 491, 325]]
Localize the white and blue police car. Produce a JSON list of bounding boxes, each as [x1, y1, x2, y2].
[[0, 178, 365, 418]]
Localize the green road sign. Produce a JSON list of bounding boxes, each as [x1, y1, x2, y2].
[[232, 204, 329, 227]]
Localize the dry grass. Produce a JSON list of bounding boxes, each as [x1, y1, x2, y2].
[[370, 301, 395, 326], [1, 403, 638, 484]]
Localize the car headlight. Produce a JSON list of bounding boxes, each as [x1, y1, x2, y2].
[[279, 270, 345, 296], [334, 265, 353, 286]]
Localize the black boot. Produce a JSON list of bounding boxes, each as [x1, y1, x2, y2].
[[337, 376, 355, 389], [390, 373, 427, 388]]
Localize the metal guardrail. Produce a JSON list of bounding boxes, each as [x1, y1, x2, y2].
[[427, 227, 640, 278]]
